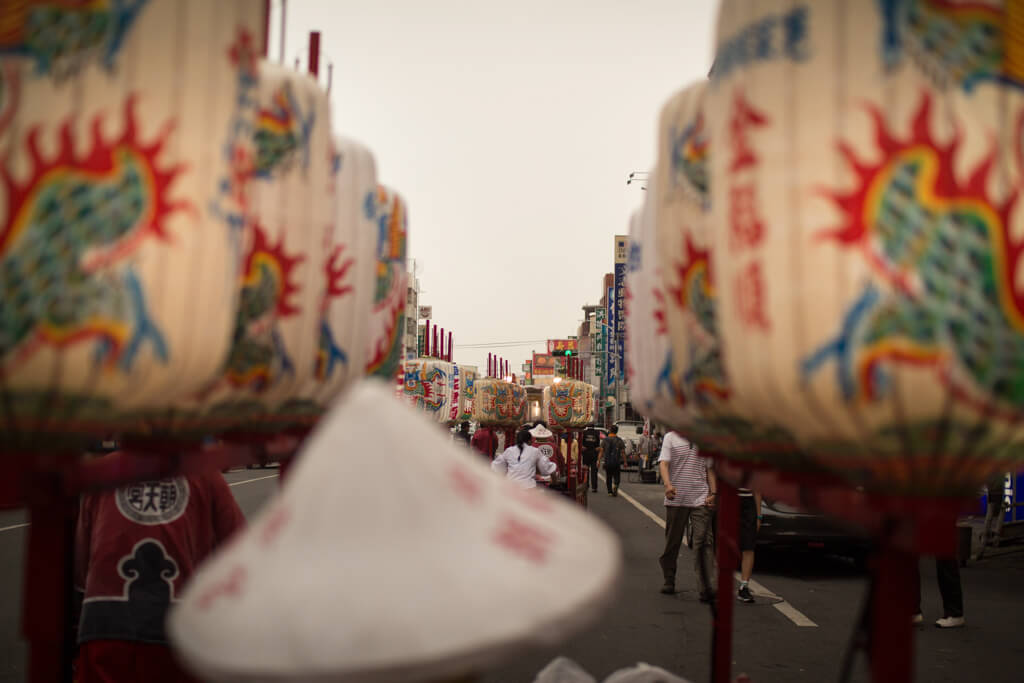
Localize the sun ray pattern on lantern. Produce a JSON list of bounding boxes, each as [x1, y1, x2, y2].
[[222, 223, 304, 391], [314, 244, 354, 381], [0, 0, 150, 78], [670, 112, 709, 205], [878, 0, 1024, 92], [0, 96, 191, 373], [805, 92, 1024, 420]]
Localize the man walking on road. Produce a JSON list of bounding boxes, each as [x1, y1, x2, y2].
[[737, 487, 762, 603], [658, 431, 717, 602], [580, 425, 601, 493], [602, 425, 626, 497]]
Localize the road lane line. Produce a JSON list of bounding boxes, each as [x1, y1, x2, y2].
[[773, 601, 818, 627], [229, 474, 279, 487], [0, 522, 30, 533], [603, 474, 817, 627]]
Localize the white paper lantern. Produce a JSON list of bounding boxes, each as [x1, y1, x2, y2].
[[0, 0, 265, 444], [168, 380, 621, 682], [403, 358, 453, 424], [364, 185, 408, 379], [281, 137, 378, 422], [473, 379, 528, 427], [707, 0, 1024, 493], [652, 80, 807, 468], [546, 380, 596, 429], [193, 61, 331, 432], [456, 364, 478, 423]]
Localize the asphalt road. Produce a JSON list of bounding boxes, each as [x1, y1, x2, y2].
[[1, 467, 1023, 682]]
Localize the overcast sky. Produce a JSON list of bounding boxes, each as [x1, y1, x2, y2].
[[270, 0, 719, 373]]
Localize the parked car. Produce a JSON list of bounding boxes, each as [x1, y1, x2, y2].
[[757, 499, 869, 562]]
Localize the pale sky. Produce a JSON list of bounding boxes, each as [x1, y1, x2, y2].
[[270, 0, 719, 373]]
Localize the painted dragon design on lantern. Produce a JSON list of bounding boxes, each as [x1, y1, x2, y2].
[[878, 0, 1024, 92], [221, 223, 303, 392], [0, 97, 190, 374], [404, 362, 447, 416], [364, 186, 408, 377], [804, 94, 1024, 422], [0, 0, 150, 78], [668, 236, 731, 408]]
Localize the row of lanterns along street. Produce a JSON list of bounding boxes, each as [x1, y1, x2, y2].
[[624, 2, 1024, 681], [0, 1, 414, 679]]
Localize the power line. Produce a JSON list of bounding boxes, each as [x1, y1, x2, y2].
[[452, 339, 548, 349]]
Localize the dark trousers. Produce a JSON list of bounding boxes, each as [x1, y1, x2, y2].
[[913, 557, 963, 618], [587, 461, 599, 491], [605, 465, 621, 493], [660, 506, 715, 594]]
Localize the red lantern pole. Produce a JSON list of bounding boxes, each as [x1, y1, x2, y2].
[[262, 0, 271, 56], [712, 478, 740, 683], [308, 31, 320, 77], [424, 320, 431, 358], [432, 327, 438, 359], [448, 332, 453, 362], [487, 353, 492, 377]]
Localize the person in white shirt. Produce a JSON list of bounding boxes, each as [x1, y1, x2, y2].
[[657, 431, 717, 602], [492, 427, 557, 489]]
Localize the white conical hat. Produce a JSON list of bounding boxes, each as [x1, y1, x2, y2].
[[168, 380, 621, 682]]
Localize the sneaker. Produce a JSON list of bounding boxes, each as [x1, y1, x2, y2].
[[608, 492, 614, 496], [660, 584, 675, 595], [737, 585, 754, 603], [935, 616, 965, 629], [912, 613, 923, 625]]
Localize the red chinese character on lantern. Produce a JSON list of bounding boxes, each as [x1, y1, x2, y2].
[[735, 261, 770, 331], [729, 183, 765, 251], [729, 90, 768, 173]]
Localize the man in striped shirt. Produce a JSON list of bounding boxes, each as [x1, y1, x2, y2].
[[657, 431, 717, 601]]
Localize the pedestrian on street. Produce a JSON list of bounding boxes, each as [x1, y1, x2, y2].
[[658, 431, 717, 602], [580, 424, 602, 493], [736, 487, 762, 604], [913, 553, 965, 628], [471, 425, 498, 461], [602, 425, 626, 497], [454, 420, 471, 446], [74, 451, 247, 682], [980, 472, 1006, 558], [491, 427, 557, 489]]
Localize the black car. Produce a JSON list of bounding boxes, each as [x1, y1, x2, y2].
[[757, 499, 869, 561]]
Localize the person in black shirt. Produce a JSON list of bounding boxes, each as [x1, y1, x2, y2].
[[580, 425, 602, 492], [454, 421, 471, 446], [602, 426, 626, 497]]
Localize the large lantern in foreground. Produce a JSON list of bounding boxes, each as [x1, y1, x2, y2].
[[0, 0, 265, 445], [707, 0, 1024, 494]]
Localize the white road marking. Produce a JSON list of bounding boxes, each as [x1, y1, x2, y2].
[[601, 474, 818, 627], [228, 474, 279, 487], [0, 522, 30, 534]]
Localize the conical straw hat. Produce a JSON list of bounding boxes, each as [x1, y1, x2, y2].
[[169, 379, 621, 682]]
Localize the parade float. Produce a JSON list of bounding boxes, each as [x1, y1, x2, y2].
[[544, 368, 598, 505]]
